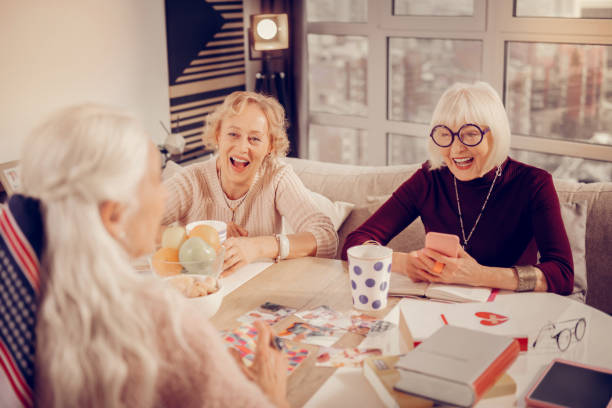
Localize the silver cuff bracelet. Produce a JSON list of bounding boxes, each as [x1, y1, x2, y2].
[[513, 265, 538, 292]]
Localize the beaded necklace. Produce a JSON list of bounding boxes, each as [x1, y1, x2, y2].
[[453, 164, 502, 249], [218, 167, 251, 223]]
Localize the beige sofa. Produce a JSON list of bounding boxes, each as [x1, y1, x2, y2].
[[285, 157, 612, 315]]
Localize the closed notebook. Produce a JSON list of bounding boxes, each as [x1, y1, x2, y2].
[[363, 355, 516, 408], [393, 325, 520, 407], [389, 273, 491, 302]]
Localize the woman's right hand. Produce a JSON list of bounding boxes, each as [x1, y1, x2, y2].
[[231, 320, 290, 408], [392, 250, 439, 282]]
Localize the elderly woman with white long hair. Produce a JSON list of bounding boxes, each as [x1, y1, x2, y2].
[[2, 105, 289, 407], [343, 81, 574, 295]]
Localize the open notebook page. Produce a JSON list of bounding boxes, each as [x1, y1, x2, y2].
[[389, 273, 491, 302]]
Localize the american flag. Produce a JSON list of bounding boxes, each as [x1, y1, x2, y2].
[[1, 196, 43, 408]]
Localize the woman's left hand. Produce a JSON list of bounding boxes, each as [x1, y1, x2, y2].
[[221, 237, 259, 276], [417, 246, 485, 286]]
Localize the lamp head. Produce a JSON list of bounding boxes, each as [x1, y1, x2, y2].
[[250, 13, 289, 51]]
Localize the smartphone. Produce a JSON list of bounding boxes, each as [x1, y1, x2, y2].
[[425, 232, 460, 258], [525, 358, 612, 407]]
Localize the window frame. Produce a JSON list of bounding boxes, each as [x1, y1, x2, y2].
[[297, 0, 612, 172]]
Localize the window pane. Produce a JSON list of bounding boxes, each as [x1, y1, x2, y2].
[[511, 149, 612, 182], [309, 35, 368, 116], [515, 0, 612, 18], [506, 42, 612, 147], [388, 134, 429, 165], [309, 125, 368, 165], [306, 0, 367, 22], [389, 38, 482, 124], [393, 0, 474, 16]]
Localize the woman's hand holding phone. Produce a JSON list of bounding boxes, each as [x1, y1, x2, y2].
[[420, 245, 486, 285], [393, 232, 486, 286], [424, 232, 459, 275], [392, 232, 460, 281], [406, 232, 485, 286]]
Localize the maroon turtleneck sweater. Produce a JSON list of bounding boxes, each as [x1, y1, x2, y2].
[[342, 158, 574, 295]]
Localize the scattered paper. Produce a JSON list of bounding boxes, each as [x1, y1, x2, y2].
[[220, 261, 273, 295], [221, 324, 309, 373], [296, 305, 351, 330], [315, 347, 383, 367], [237, 302, 297, 326], [277, 321, 345, 347]]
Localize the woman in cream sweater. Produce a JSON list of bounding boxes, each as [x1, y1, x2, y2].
[[163, 92, 338, 275]]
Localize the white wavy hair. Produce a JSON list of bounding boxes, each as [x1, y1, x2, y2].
[[21, 104, 192, 407], [427, 81, 511, 175]]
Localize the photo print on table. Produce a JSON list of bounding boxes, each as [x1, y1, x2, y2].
[[283, 343, 310, 372], [221, 325, 309, 373], [311, 311, 395, 336], [277, 321, 345, 347], [348, 312, 379, 335], [295, 305, 351, 330], [237, 301, 297, 326], [315, 347, 383, 368], [366, 320, 397, 337], [221, 325, 258, 366]]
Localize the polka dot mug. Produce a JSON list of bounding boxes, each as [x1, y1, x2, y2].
[[347, 244, 393, 311]]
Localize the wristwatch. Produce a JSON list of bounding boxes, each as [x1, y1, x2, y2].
[[275, 234, 290, 263]]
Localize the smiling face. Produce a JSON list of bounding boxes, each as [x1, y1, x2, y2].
[[438, 123, 492, 181], [216, 102, 272, 197]]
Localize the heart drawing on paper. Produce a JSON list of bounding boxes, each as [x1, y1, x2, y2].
[[475, 312, 509, 326]]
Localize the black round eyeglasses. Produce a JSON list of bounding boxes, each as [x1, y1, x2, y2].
[[430, 123, 489, 147]]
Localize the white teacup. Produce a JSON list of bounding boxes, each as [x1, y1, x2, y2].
[[186, 220, 227, 243], [347, 244, 393, 311]]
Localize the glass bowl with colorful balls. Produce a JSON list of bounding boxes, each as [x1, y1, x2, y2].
[[150, 222, 226, 315]]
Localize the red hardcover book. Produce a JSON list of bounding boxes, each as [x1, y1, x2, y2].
[[394, 325, 520, 407]]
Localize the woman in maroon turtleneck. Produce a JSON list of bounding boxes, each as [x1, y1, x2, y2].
[[342, 82, 574, 295]]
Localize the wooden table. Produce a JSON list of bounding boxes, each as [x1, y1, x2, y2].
[[210, 257, 400, 407]]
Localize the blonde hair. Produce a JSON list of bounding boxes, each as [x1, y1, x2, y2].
[[427, 81, 511, 175], [21, 104, 191, 407], [202, 91, 290, 158]]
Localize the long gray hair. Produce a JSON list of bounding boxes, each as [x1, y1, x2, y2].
[[21, 104, 191, 407]]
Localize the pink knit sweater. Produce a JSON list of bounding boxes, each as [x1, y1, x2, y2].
[[162, 157, 338, 258], [36, 295, 276, 407], [149, 304, 277, 407]]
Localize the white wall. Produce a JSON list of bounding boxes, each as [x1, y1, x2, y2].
[[0, 0, 170, 163]]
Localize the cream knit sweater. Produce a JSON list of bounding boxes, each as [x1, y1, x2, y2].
[[162, 156, 338, 258]]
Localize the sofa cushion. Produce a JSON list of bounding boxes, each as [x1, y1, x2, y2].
[[283, 190, 354, 233], [337, 196, 426, 258], [554, 179, 612, 311], [560, 201, 587, 302], [284, 157, 420, 207]]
